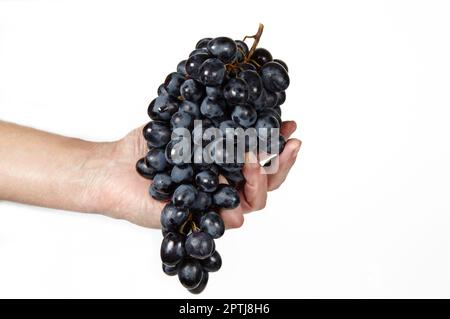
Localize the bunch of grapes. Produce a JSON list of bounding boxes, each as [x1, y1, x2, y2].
[[136, 24, 290, 294]]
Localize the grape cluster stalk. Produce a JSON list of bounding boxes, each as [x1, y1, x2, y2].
[[136, 24, 290, 294]]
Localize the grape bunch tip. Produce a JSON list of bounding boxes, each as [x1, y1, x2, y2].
[[136, 24, 290, 294]]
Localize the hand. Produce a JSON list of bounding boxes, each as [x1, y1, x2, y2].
[[93, 121, 301, 229]]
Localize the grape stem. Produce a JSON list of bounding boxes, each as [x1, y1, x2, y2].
[[243, 23, 264, 63]]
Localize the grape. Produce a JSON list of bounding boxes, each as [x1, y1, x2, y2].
[[143, 121, 171, 148], [251, 48, 273, 66], [200, 97, 226, 119], [238, 70, 263, 102], [136, 158, 157, 179], [201, 251, 222, 272], [171, 111, 194, 130], [178, 259, 204, 289], [164, 72, 185, 97], [195, 169, 219, 192], [160, 203, 189, 231], [191, 191, 212, 212], [171, 164, 194, 184], [255, 113, 281, 140], [147, 94, 179, 121], [149, 185, 171, 201], [189, 47, 209, 57], [205, 85, 223, 101], [196, 37, 212, 49], [235, 40, 249, 63], [186, 53, 210, 80], [199, 58, 226, 86], [273, 59, 289, 72], [177, 60, 188, 76], [180, 79, 204, 102], [276, 91, 286, 105], [152, 172, 174, 194], [146, 147, 170, 172], [161, 232, 185, 266], [212, 184, 240, 209], [188, 271, 208, 294], [138, 25, 291, 294], [200, 211, 225, 239], [223, 78, 248, 105], [165, 138, 188, 166], [207, 37, 237, 63], [231, 104, 257, 128], [157, 83, 168, 96], [179, 100, 201, 119], [260, 61, 290, 92], [172, 184, 198, 209], [185, 232, 215, 259], [163, 263, 179, 276]]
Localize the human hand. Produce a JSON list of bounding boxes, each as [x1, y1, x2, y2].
[[91, 121, 301, 229]]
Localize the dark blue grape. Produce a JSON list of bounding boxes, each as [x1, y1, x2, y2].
[[273, 59, 289, 72], [172, 184, 198, 209], [147, 95, 179, 121], [152, 172, 174, 194], [162, 263, 179, 276], [200, 97, 226, 119], [260, 61, 290, 92], [149, 185, 171, 201], [146, 147, 170, 172], [223, 78, 248, 105], [136, 158, 157, 180], [186, 53, 210, 80], [178, 259, 204, 289], [235, 40, 249, 63], [171, 164, 194, 183], [188, 271, 208, 294], [157, 83, 167, 96], [231, 104, 257, 128], [212, 184, 240, 209], [195, 170, 219, 193], [191, 191, 212, 212], [164, 72, 185, 97], [165, 138, 191, 166], [189, 47, 210, 57], [251, 48, 273, 66], [160, 203, 189, 231], [207, 37, 237, 63], [177, 60, 187, 76], [199, 58, 226, 86], [201, 251, 222, 272], [185, 232, 215, 259], [171, 111, 194, 130], [196, 37, 212, 49], [179, 100, 201, 119], [276, 91, 286, 105], [200, 211, 225, 239], [255, 113, 281, 140], [238, 70, 262, 102], [161, 232, 185, 266], [143, 121, 171, 148], [180, 79, 204, 102], [205, 86, 223, 101]]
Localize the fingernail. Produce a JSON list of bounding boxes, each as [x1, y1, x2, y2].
[[292, 147, 300, 159]]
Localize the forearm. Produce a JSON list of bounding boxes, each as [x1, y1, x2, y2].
[[0, 121, 109, 213]]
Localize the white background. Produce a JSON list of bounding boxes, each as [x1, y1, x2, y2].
[[1, 0, 450, 298]]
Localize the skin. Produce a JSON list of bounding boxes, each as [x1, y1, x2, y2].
[[0, 120, 301, 229]]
